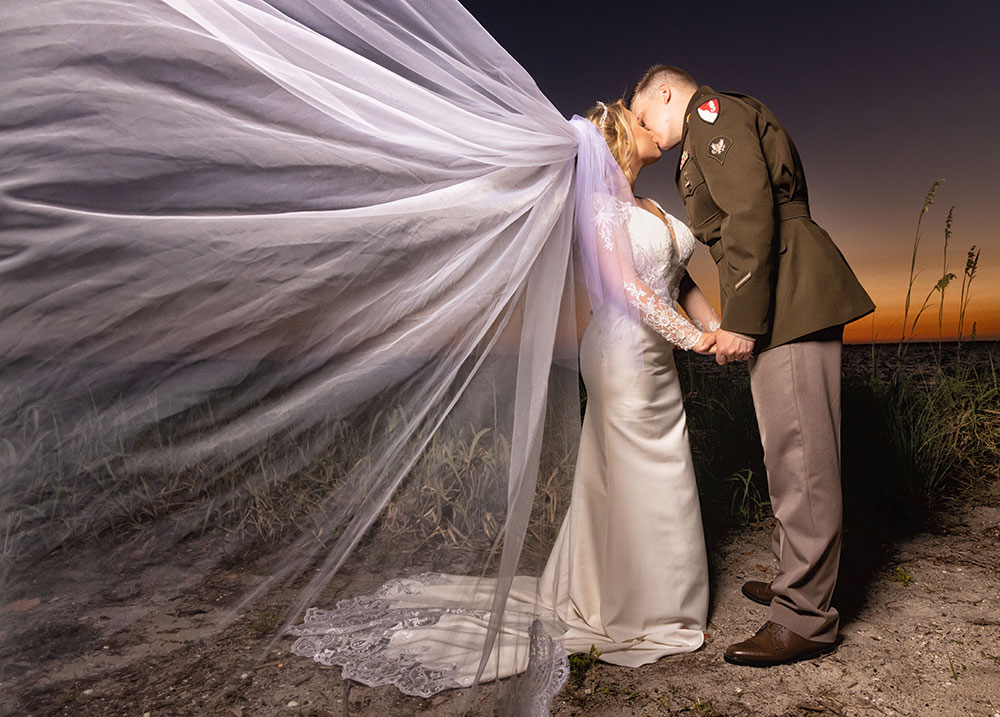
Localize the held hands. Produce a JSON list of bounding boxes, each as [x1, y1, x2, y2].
[[713, 329, 755, 365], [692, 331, 718, 355]]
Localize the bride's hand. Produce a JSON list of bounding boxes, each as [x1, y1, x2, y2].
[[692, 331, 718, 355]]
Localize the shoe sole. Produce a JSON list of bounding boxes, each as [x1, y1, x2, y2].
[[740, 584, 774, 606], [723, 642, 837, 668]]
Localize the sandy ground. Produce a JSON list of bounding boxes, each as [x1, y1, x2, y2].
[[3, 480, 998, 717]]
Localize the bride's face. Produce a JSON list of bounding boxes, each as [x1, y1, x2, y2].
[[626, 108, 660, 166]]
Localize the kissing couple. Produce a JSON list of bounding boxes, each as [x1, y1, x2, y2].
[[0, 2, 877, 715], [291, 62, 875, 699]]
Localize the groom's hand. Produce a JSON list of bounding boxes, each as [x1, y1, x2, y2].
[[714, 329, 755, 365]]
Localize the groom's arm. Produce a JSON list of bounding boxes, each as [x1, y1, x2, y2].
[[689, 97, 775, 337]]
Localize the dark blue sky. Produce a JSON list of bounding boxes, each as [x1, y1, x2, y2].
[[460, 0, 1000, 341]]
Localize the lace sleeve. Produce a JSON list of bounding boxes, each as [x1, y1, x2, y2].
[[692, 316, 721, 333], [624, 280, 703, 351]]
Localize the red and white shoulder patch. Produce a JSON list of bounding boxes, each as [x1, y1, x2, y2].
[[697, 98, 720, 124]]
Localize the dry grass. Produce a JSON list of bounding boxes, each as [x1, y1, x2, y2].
[[2, 184, 996, 579]]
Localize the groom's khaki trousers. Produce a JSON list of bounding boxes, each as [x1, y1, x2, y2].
[[748, 326, 843, 644]]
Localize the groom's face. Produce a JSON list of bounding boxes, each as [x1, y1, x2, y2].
[[632, 86, 678, 151]]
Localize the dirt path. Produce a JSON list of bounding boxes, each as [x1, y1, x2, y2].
[[4, 484, 998, 717], [548, 497, 1000, 717]]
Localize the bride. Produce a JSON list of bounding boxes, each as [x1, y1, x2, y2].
[[1, 1, 718, 715], [289, 99, 721, 701]]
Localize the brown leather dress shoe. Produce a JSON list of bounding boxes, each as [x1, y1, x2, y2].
[[741, 580, 776, 605], [724, 621, 837, 667]]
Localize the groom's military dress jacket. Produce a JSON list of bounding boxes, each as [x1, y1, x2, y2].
[[675, 86, 875, 351]]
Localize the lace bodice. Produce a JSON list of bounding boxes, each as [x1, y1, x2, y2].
[[628, 203, 695, 303], [620, 200, 717, 350]]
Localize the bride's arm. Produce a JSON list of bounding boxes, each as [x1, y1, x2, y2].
[[677, 272, 721, 332], [589, 195, 711, 352], [623, 276, 708, 351]]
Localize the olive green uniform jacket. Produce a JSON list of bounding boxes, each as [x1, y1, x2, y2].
[[675, 86, 875, 351]]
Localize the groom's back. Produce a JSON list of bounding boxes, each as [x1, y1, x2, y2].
[[676, 86, 874, 350], [715, 91, 812, 213]]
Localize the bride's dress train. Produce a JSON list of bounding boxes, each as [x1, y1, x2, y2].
[[290, 202, 710, 702], [1, 3, 711, 717]]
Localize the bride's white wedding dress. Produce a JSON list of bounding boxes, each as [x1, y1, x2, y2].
[[289, 199, 713, 703], [1, 2, 715, 714]]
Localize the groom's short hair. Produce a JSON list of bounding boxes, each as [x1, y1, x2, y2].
[[629, 65, 698, 107]]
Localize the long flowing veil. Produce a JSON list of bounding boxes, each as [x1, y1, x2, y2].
[[0, 1, 644, 713]]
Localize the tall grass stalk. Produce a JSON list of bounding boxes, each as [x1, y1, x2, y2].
[[899, 179, 944, 355], [871, 186, 994, 505], [937, 207, 954, 353], [956, 245, 980, 361]]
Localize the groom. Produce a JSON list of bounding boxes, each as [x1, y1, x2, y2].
[[630, 66, 875, 666]]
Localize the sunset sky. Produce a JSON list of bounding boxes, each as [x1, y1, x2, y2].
[[460, 0, 999, 343]]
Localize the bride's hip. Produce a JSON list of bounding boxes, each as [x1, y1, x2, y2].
[[580, 316, 678, 391]]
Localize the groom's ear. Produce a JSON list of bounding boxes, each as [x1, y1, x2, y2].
[[658, 82, 672, 104]]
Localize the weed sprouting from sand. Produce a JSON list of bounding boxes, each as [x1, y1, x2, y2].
[[567, 645, 601, 689], [249, 607, 285, 638], [725, 469, 770, 524], [889, 565, 913, 587]]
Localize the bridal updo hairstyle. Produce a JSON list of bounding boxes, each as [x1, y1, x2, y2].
[[584, 99, 637, 184]]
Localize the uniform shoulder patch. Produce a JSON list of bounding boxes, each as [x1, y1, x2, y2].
[[697, 98, 719, 124], [707, 135, 732, 165]]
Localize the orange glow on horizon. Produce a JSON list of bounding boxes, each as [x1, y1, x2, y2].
[[843, 307, 1000, 344], [683, 245, 999, 346]]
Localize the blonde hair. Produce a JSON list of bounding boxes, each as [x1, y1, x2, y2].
[[583, 99, 636, 184]]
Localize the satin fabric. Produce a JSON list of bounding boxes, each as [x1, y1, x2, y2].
[[539, 310, 708, 664], [290, 199, 710, 694]]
